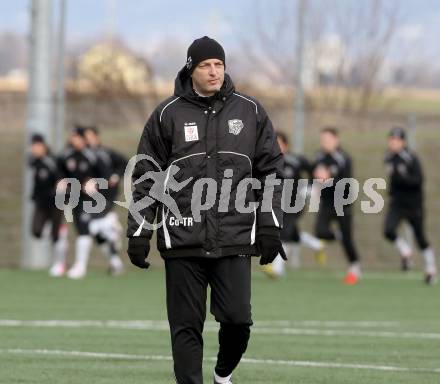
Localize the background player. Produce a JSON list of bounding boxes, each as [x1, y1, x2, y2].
[[384, 126, 437, 284], [29, 133, 68, 277], [262, 131, 325, 278], [312, 127, 361, 285], [58, 127, 111, 279], [84, 126, 126, 275]]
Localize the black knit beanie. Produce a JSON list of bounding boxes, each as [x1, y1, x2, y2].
[[389, 126, 406, 140], [185, 36, 225, 74], [72, 126, 86, 137], [30, 133, 45, 144]]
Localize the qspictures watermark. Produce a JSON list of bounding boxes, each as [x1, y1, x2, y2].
[[54, 154, 387, 230]]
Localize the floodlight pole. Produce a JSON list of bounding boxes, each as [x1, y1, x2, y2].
[[293, 0, 307, 154], [21, 0, 53, 269], [54, 0, 66, 151]]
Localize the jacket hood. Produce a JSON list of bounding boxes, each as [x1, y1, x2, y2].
[[174, 65, 235, 102]]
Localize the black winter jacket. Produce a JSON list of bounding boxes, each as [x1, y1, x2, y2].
[[385, 149, 423, 207], [93, 145, 128, 204], [127, 68, 284, 258], [58, 146, 110, 205], [29, 154, 60, 208], [313, 148, 353, 205]]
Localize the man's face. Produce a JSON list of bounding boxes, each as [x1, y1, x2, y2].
[[85, 130, 100, 148], [320, 132, 339, 153], [191, 58, 225, 96], [277, 137, 288, 154], [30, 142, 46, 158], [388, 136, 405, 153], [70, 134, 86, 150]]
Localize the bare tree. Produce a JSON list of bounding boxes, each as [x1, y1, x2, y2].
[[238, 0, 400, 114], [330, 0, 400, 113], [238, 0, 296, 85]]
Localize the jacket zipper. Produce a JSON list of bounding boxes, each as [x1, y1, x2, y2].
[[204, 106, 211, 253]]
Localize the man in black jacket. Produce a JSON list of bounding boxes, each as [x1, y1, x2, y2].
[[384, 127, 437, 284], [313, 127, 361, 285], [126, 36, 285, 384]]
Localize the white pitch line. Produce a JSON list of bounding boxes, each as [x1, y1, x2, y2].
[[2, 348, 440, 374], [0, 319, 399, 329], [0, 320, 171, 330], [2, 319, 440, 341], [1, 348, 172, 362], [273, 272, 426, 281], [250, 327, 440, 341], [254, 320, 400, 328]]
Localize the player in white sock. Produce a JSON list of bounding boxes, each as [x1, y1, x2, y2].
[[99, 241, 124, 275], [28, 134, 69, 277], [394, 236, 412, 271], [312, 128, 361, 285], [84, 127, 127, 276], [49, 224, 69, 277], [67, 235, 92, 279], [59, 127, 111, 279], [89, 212, 125, 276], [422, 247, 437, 285], [384, 127, 437, 284]]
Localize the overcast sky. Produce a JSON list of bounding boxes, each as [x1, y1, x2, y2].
[[1, 1, 439, 47], [1, 0, 440, 77]]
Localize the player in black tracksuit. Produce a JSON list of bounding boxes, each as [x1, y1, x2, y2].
[[126, 37, 285, 384], [84, 126, 127, 275], [262, 132, 325, 277], [313, 127, 361, 284], [384, 127, 437, 284], [29, 133, 68, 276], [58, 127, 110, 279]]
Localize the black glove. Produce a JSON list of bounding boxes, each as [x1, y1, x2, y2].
[[127, 237, 150, 269], [257, 228, 287, 265]]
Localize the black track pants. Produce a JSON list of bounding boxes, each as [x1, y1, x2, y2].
[[165, 255, 252, 384], [315, 203, 359, 264]]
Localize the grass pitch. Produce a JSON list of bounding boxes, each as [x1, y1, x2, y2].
[[0, 266, 439, 383]]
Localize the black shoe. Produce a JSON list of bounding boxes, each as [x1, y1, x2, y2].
[[424, 273, 437, 286], [401, 257, 410, 271]]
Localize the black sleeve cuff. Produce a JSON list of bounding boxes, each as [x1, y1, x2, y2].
[[127, 237, 149, 247], [257, 226, 280, 238]]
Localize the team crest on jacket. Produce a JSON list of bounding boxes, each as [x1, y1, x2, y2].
[[228, 119, 244, 135]]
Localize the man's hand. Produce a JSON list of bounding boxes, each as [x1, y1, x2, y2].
[[257, 230, 287, 265], [56, 179, 68, 192], [109, 174, 120, 188], [83, 178, 97, 195], [127, 237, 150, 269]]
